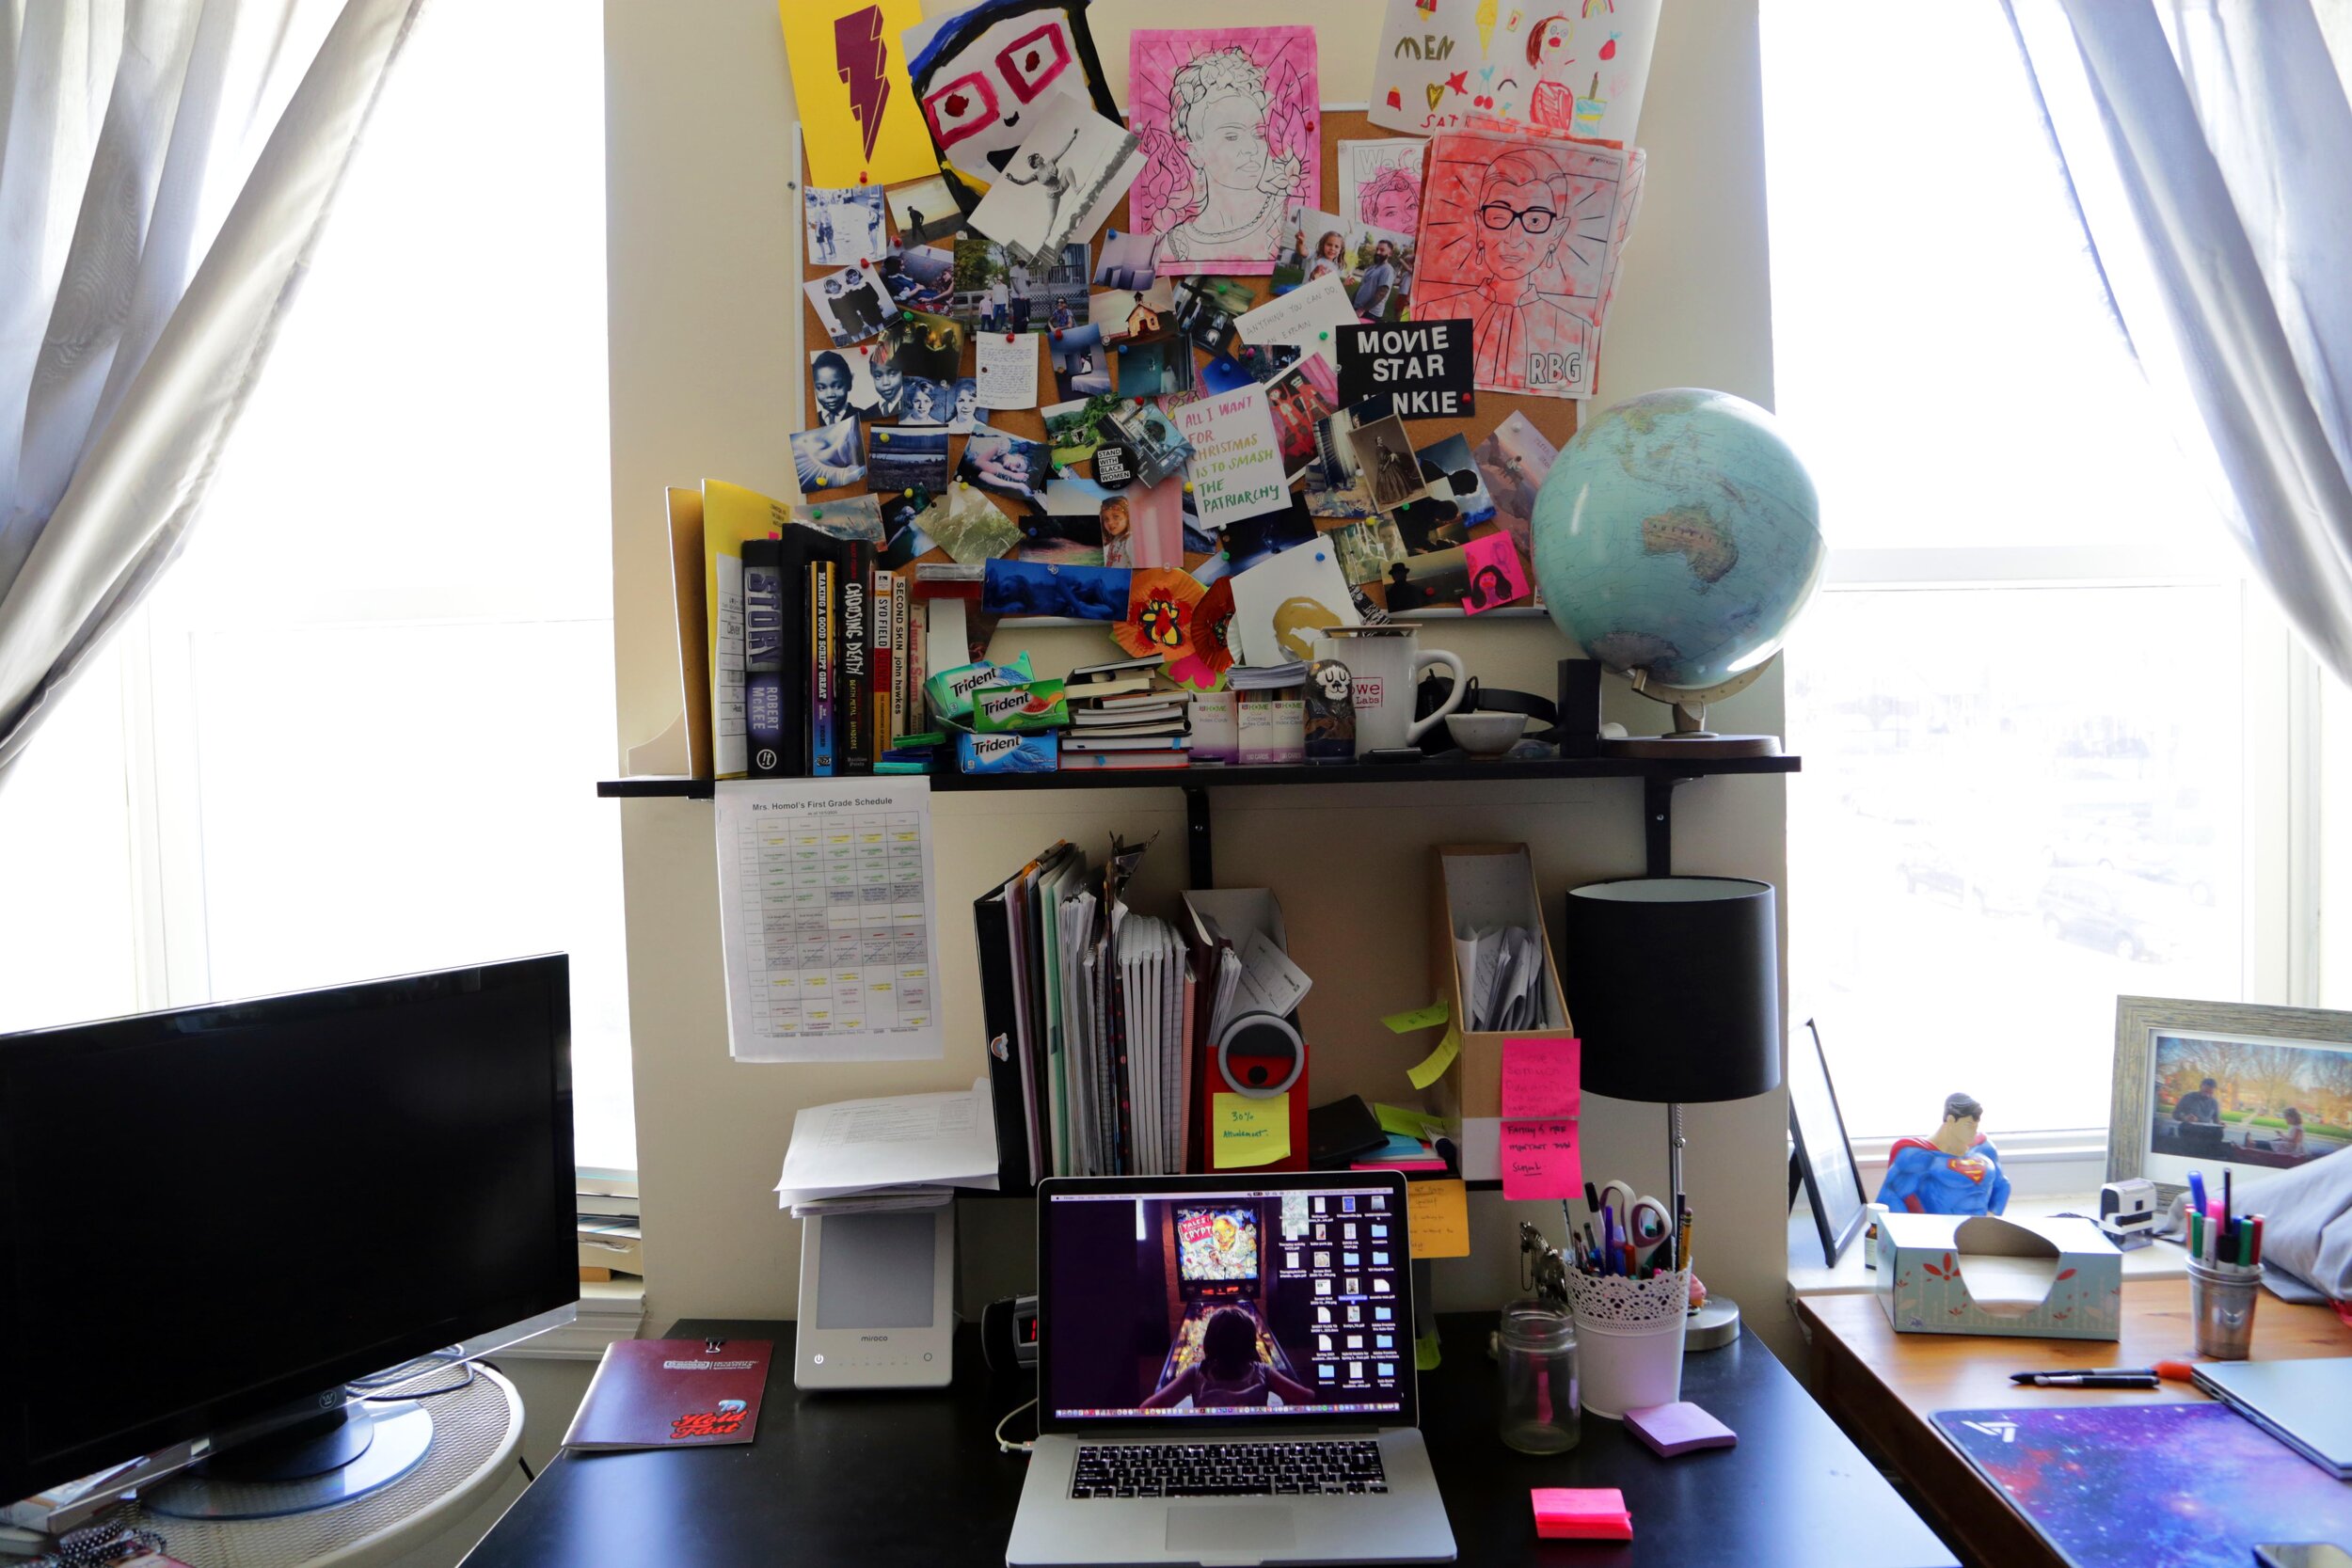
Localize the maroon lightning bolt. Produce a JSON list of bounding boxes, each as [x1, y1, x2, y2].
[[834, 6, 890, 165]]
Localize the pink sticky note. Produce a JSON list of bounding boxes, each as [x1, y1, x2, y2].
[[1501, 1118, 1581, 1201], [1531, 1486, 1632, 1541], [1460, 531, 1531, 613], [1499, 1037, 1581, 1120]]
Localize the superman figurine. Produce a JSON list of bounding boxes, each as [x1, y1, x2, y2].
[[1877, 1092, 2010, 1216]]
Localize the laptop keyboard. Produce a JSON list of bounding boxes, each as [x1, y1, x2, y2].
[[1070, 1440, 1388, 1498]]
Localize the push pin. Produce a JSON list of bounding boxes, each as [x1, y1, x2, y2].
[[1007, 332, 1017, 342]]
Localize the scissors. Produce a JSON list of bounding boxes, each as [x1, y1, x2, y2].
[[1597, 1180, 1676, 1271]]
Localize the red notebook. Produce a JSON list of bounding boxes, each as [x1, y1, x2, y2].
[[562, 1338, 773, 1450]]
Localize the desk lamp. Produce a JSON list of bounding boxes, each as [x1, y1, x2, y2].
[[1559, 877, 1782, 1351]]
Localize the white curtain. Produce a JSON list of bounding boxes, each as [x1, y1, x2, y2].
[[2011, 0, 2352, 686], [0, 0, 422, 777]]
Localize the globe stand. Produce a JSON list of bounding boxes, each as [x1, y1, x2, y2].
[[1597, 661, 1784, 759]]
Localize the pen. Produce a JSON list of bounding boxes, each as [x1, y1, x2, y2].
[[1602, 1208, 1620, 1275], [2251, 1214, 2265, 1266], [1585, 1180, 1601, 1215], [2010, 1366, 2156, 1382], [2188, 1171, 2208, 1220], [2010, 1372, 2161, 1389]]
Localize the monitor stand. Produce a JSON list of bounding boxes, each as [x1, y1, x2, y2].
[[145, 1388, 435, 1520]]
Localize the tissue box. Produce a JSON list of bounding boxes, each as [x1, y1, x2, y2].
[[1877, 1212, 2122, 1340]]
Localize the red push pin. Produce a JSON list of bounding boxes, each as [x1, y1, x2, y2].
[[1053, 328, 1064, 341], [858, 169, 869, 184], [1007, 332, 1017, 342]]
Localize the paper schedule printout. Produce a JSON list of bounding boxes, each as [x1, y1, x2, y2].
[[716, 777, 944, 1063]]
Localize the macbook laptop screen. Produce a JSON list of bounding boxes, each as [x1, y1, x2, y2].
[[1041, 1180, 1412, 1426]]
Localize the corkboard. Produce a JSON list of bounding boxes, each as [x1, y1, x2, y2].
[[794, 108, 1581, 611]]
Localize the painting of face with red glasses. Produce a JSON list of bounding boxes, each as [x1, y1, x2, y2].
[[904, 0, 1120, 215]]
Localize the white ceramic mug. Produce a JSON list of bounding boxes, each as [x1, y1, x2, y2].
[[1312, 626, 1468, 755]]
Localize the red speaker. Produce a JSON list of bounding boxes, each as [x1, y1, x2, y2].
[[1200, 1012, 1308, 1173]]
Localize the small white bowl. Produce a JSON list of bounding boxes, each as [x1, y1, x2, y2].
[[1446, 712, 1528, 757]]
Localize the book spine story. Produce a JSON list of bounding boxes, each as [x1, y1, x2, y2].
[[808, 562, 835, 777], [906, 598, 929, 731], [743, 540, 786, 778], [870, 563, 895, 757], [840, 546, 872, 776], [890, 572, 911, 745]]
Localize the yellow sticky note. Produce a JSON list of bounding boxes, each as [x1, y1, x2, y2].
[[778, 0, 938, 189], [1406, 1178, 1470, 1259], [1383, 1000, 1450, 1034], [1405, 1026, 1462, 1091], [1375, 1101, 1447, 1140], [1213, 1092, 1291, 1168]]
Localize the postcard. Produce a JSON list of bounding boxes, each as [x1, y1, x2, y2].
[[1236, 271, 1357, 378], [791, 416, 866, 494], [866, 426, 952, 494], [1462, 531, 1533, 613], [1472, 409, 1560, 565], [1328, 515, 1409, 588], [1041, 394, 1131, 466], [876, 308, 967, 389], [1391, 433, 1496, 556], [810, 347, 881, 423], [1170, 385, 1290, 528], [880, 491, 939, 567], [1228, 535, 1359, 667], [958, 425, 1054, 500], [1115, 335, 1194, 399], [982, 559, 1129, 621], [806, 184, 887, 268], [1169, 274, 1257, 357], [779, 0, 935, 187], [1106, 401, 1196, 488], [1128, 27, 1319, 275], [1093, 227, 1162, 290], [1365, 0, 1662, 146], [976, 330, 1041, 409], [877, 243, 956, 312], [1340, 137, 1424, 235], [1018, 509, 1105, 567], [1270, 212, 1415, 321], [966, 89, 1142, 262], [1302, 393, 1395, 521], [1089, 277, 1176, 341], [790, 493, 886, 544], [1263, 357, 1338, 483], [885, 173, 961, 245], [928, 480, 1025, 564], [1048, 324, 1112, 400], [1221, 495, 1318, 574], [804, 262, 896, 346], [1120, 473, 1187, 569], [1346, 410, 1429, 515]]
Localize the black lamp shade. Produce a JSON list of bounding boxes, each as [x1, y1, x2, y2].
[[1560, 877, 1782, 1104]]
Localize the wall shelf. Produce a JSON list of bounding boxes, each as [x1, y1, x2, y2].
[[596, 753, 1800, 882]]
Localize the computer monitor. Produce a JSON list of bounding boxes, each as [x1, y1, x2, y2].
[[0, 957, 578, 1511]]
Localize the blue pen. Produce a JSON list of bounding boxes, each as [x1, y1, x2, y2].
[[1602, 1208, 1621, 1275], [2188, 1171, 2208, 1220]]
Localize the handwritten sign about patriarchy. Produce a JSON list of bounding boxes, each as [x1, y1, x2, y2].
[[1338, 320, 1475, 418], [1169, 385, 1290, 527]]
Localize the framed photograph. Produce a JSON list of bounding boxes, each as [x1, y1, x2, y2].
[[2108, 994, 2352, 1204], [1788, 1018, 1868, 1268]]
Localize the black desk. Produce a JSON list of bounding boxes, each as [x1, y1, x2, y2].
[[463, 1316, 1956, 1568]]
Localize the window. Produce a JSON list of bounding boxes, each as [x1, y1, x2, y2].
[[0, 5, 630, 1166], [1764, 1, 2331, 1143]]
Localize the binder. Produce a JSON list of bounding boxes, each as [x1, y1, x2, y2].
[[975, 881, 1033, 1192]]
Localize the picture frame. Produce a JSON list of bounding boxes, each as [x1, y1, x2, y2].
[[1788, 1017, 1868, 1268], [2108, 994, 2352, 1206]]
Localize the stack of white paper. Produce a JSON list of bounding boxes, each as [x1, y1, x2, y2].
[[1117, 915, 1192, 1176], [1455, 926, 1553, 1032], [772, 1079, 999, 1211]]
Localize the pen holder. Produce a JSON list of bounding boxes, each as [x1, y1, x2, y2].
[[2186, 1258, 2260, 1360], [1568, 1267, 1690, 1418]]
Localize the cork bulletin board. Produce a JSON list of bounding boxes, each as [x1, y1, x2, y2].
[[794, 107, 1581, 618]]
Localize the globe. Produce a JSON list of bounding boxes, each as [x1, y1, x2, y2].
[[1532, 388, 1824, 696]]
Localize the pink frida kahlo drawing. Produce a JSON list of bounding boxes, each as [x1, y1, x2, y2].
[[1409, 127, 1640, 400], [1127, 28, 1319, 277]]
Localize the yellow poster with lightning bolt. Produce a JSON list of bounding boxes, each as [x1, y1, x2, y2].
[[779, 0, 937, 189]]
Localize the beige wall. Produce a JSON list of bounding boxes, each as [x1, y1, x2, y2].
[[603, 0, 1795, 1361]]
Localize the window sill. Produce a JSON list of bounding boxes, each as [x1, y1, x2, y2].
[[501, 1276, 646, 1360]]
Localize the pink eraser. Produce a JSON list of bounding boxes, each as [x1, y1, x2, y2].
[[1624, 1400, 1738, 1457], [1532, 1487, 1634, 1541]]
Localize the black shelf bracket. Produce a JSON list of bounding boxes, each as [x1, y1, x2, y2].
[[1643, 773, 1696, 879], [1184, 784, 1213, 889]]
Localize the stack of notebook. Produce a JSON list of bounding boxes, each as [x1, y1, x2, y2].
[[1060, 655, 1191, 770]]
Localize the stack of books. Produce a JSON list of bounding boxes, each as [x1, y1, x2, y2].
[[1059, 656, 1191, 771], [577, 1177, 644, 1280], [741, 532, 932, 780]]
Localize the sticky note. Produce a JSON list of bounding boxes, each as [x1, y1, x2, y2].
[[1213, 1092, 1291, 1168], [1375, 1101, 1448, 1140], [776, 0, 937, 188], [1462, 531, 1533, 613], [1406, 1178, 1470, 1259], [1500, 1119, 1581, 1202], [1500, 1037, 1581, 1120], [1404, 1025, 1461, 1090], [1532, 1487, 1633, 1542], [1383, 999, 1449, 1034]]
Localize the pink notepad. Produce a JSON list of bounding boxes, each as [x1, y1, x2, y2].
[[1624, 1401, 1738, 1457], [1531, 1487, 1633, 1541]]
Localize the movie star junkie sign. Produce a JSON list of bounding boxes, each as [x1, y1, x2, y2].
[[1337, 321, 1475, 418]]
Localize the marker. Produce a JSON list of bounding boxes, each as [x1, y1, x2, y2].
[[2188, 1171, 2208, 1218]]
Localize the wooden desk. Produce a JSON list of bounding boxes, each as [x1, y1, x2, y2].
[[1797, 1277, 2352, 1568]]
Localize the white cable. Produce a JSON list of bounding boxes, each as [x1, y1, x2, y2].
[[994, 1396, 1039, 1454]]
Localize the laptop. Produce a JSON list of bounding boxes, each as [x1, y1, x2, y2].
[[1007, 1171, 1457, 1567], [2191, 1358, 2352, 1479]]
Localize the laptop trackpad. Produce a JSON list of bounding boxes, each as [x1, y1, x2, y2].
[[1166, 1505, 1296, 1555]]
